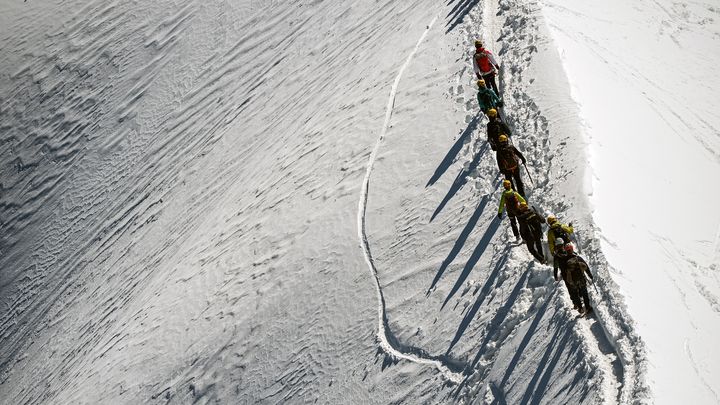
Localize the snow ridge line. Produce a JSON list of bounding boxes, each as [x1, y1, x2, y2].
[[356, 15, 463, 384]]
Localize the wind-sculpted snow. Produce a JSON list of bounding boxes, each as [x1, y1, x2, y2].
[[1, 0, 648, 403]]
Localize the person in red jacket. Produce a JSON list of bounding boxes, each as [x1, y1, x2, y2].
[[473, 40, 501, 96]]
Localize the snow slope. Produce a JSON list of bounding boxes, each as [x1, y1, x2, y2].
[[0, 0, 653, 403], [541, 0, 720, 403]]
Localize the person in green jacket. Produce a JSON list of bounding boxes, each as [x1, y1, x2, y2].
[[497, 179, 525, 240], [477, 79, 502, 114]]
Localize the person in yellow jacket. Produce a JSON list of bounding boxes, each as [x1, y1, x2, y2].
[[546, 215, 574, 255], [497, 180, 526, 240], [547, 215, 574, 271]]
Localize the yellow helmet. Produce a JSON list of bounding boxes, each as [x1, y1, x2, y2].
[[474, 39, 483, 47], [547, 215, 557, 225], [503, 179, 512, 189], [487, 108, 498, 118], [498, 134, 508, 143], [477, 79, 486, 87]]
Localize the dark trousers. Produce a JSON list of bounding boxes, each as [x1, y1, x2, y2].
[[525, 236, 545, 263], [483, 72, 500, 96], [566, 283, 591, 311], [563, 279, 582, 309], [503, 168, 525, 197], [508, 215, 519, 239]]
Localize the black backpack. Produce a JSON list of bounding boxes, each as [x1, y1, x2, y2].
[[551, 223, 571, 244], [497, 145, 518, 171]]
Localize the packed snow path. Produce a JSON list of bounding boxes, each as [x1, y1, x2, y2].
[[360, 0, 648, 402]]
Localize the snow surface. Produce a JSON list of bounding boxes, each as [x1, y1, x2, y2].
[[0, 0, 713, 403], [541, 0, 720, 403]]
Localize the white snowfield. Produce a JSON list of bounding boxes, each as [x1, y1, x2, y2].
[[0, 0, 716, 405]]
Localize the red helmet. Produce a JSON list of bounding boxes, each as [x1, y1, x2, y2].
[[564, 244, 574, 253]]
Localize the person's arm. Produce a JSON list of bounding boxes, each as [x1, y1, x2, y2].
[[513, 147, 527, 164], [516, 192, 526, 205], [581, 258, 594, 281], [548, 230, 556, 254], [498, 193, 506, 216], [562, 224, 574, 235], [472, 54, 481, 78], [487, 51, 500, 70]]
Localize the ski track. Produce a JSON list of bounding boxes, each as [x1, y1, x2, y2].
[[357, 14, 466, 384], [359, 0, 637, 398]]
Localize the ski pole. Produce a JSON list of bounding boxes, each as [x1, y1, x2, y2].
[[590, 274, 599, 294], [523, 162, 535, 186]]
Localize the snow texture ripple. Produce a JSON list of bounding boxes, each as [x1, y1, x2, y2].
[[356, 14, 465, 385]]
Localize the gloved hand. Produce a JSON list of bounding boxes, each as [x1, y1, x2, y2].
[[497, 100, 504, 108], [497, 212, 502, 219]]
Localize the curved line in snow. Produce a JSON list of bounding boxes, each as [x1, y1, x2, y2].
[[356, 15, 463, 384]]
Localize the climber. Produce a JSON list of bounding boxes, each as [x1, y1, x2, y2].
[[556, 244, 594, 315], [497, 179, 526, 240], [476, 79, 503, 115], [516, 202, 546, 264], [473, 39, 501, 95], [495, 135, 527, 197], [486, 108, 511, 151]]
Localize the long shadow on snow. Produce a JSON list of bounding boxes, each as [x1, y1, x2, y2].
[[445, 0, 482, 34], [441, 216, 502, 310], [427, 193, 492, 294], [521, 319, 580, 405], [426, 113, 480, 188], [430, 143, 491, 222], [445, 248, 510, 354], [500, 289, 558, 387], [467, 266, 532, 369]]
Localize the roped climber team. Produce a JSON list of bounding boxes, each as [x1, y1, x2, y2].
[[475, 38, 595, 316]]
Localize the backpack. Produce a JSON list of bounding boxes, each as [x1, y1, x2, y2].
[[551, 223, 571, 244], [475, 50, 493, 73], [504, 191, 520, 214], [478, 89, 494, 108], [497, 145, 518, 171], [565, 256, 589, 287]]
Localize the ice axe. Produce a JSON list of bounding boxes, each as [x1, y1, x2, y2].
[[523, 162, 535, 186]]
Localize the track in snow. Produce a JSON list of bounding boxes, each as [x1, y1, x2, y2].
[[356, 14, 465, 384], [480, 0, 633, 402]]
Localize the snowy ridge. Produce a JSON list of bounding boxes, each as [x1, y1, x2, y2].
[[479, 0, 648, 401], [0, 0, 664, 402], [357, 14, 465, 384]]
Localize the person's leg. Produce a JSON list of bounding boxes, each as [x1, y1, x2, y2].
[[484, 73, 500, 96], [503, 171, 516, 192], [509, 216, 520, 239], [513, 168, 526, 197], [565, 282, 582, 310], [533, 237, 545, 263], [580, 286, 591, 310], [525, 240, 536, 256]]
